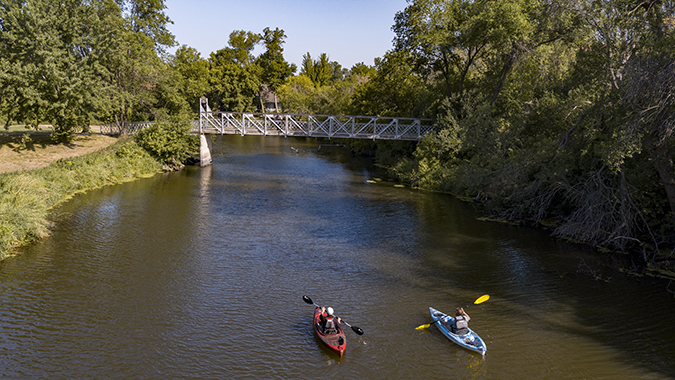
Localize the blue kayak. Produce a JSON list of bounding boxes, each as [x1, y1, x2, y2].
[[429, 307, 487, 355]]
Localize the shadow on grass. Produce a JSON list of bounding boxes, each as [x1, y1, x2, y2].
[[0, 132, 90, 152]]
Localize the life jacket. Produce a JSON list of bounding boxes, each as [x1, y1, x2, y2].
[[323, 316, 338, 334], [454, 316, 469, 335]]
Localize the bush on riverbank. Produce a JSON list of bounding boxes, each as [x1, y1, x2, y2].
[[135, 116, 199, 170], [0, 138, 163, 260]]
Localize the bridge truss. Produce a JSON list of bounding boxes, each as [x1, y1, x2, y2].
[[198, 98, 435, 141]]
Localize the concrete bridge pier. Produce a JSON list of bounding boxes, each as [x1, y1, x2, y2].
[[199, 96, 213, 167], [199, 134, 212, 167]]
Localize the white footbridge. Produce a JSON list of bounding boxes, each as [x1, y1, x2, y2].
[[197, 97, 435, 166], [198, 97, 434, 140]]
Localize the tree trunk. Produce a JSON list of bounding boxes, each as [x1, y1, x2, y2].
[[491, 45, 519, 105]]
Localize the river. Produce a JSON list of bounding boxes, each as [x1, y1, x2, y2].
[[1, 135, 674, 379]]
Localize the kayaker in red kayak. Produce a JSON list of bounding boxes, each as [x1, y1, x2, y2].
[[303, 295, 364, 357], [319, 306, 342, 334]]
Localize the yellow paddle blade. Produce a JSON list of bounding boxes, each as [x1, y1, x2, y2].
[[415, 323, 432, 330], [474, 294, 490, 304]]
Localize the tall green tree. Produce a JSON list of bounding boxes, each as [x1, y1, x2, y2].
[[169, 45, 211, 114], [102, 0, 175, 133], [207, 31, 262, 112], [115, 0, 175, 52], [300, 52, 333, 87], [0, 0, 114, 139], [393, 0, 580, 105], [0, 0, 176, 137], [215, 30, 261, 67], [256, 27, 296, 91]]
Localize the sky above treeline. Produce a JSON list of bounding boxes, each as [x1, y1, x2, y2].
[[164, 0, 409, 69]]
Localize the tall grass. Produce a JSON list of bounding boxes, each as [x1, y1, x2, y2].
[[0, 137, 163, 260]]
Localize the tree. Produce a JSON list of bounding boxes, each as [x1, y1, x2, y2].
[[256, 27, 296, 91], [300, 52, 333, 87], [0, 0, 177, 137], [0, 0, 114, 139], [98, 23, 168, 133], [350, 51, 430, 117], [170, 45, 211, 114], [105, 0, 175, 130], [207, 31, 263, 112], [393, 0, 485, 99], [393, 0, 582, 106], [116, 0, 175, 53], [215, 30, 261, 67], [276, 75, 316, 114], [350, 62, 376, 78], [613, 5, 675, 218]]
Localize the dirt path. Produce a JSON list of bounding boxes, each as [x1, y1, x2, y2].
[[0, 126, 119, 174]]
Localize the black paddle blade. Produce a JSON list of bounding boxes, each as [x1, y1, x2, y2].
[[351, 326, 364, 335], [302, 295, 313, 305]]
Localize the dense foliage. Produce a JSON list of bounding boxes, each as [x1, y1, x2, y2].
[[0, 0, 180, 138], [386, 0, 675, 264], [134, 115, 199, 168]]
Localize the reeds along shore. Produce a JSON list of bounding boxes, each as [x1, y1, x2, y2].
[[0, 138, 163, 260]]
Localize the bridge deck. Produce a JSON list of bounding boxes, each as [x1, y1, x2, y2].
[[198, 112, 435, 141]]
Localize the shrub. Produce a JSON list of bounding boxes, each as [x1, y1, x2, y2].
[[135, 116, 199, 167]]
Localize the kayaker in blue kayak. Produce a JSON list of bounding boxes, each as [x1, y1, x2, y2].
[[319, 307, 342, 334], [441, 307, 471, 335]]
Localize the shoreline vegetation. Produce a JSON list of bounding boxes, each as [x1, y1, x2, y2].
[[0, 134, 162, 260], [0, 120, 198, 261]]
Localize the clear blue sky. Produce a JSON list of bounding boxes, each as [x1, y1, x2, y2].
[[163, 0, 409, 69]]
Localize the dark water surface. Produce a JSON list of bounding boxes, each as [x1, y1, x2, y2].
[[1, 135, 674, 379]]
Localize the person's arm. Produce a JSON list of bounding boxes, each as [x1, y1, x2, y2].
[[463, 311, 470, 321]]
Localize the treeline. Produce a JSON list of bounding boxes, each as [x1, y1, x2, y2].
[[2, 0, 675, 266], [382, 0, 675, 266]]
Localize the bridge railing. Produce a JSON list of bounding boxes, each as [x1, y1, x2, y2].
[[101, 112, 436, 141], [101, 121, 155, 135], [102, 120, 200, 135], [197, 112, 435, 141]]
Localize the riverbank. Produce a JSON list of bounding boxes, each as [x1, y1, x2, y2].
[[0, 131, 164, 260]]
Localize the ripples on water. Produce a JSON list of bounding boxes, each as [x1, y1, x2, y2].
[[0, 136, 674, 379]]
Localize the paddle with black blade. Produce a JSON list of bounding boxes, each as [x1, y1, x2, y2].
[[415, 294, 490, 330], [302, 295, 364, 335]]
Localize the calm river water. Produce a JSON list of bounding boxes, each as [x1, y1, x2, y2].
[[1, 135, 674, 379]]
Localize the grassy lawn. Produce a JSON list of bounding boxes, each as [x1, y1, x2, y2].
[[0, 125, 118, 174]]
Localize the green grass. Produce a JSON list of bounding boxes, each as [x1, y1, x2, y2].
[[0, 137, 163, 260]]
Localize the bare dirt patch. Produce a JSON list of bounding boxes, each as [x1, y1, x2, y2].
[[0, 126, 119, 174]]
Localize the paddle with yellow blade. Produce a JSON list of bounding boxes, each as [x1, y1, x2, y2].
[[415, 294, 490, 330]]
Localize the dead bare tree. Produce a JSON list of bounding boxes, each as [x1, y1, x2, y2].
[[552, 166, 651, 259]]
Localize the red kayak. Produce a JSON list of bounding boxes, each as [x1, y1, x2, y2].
[[313, 307, 346, 357]]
